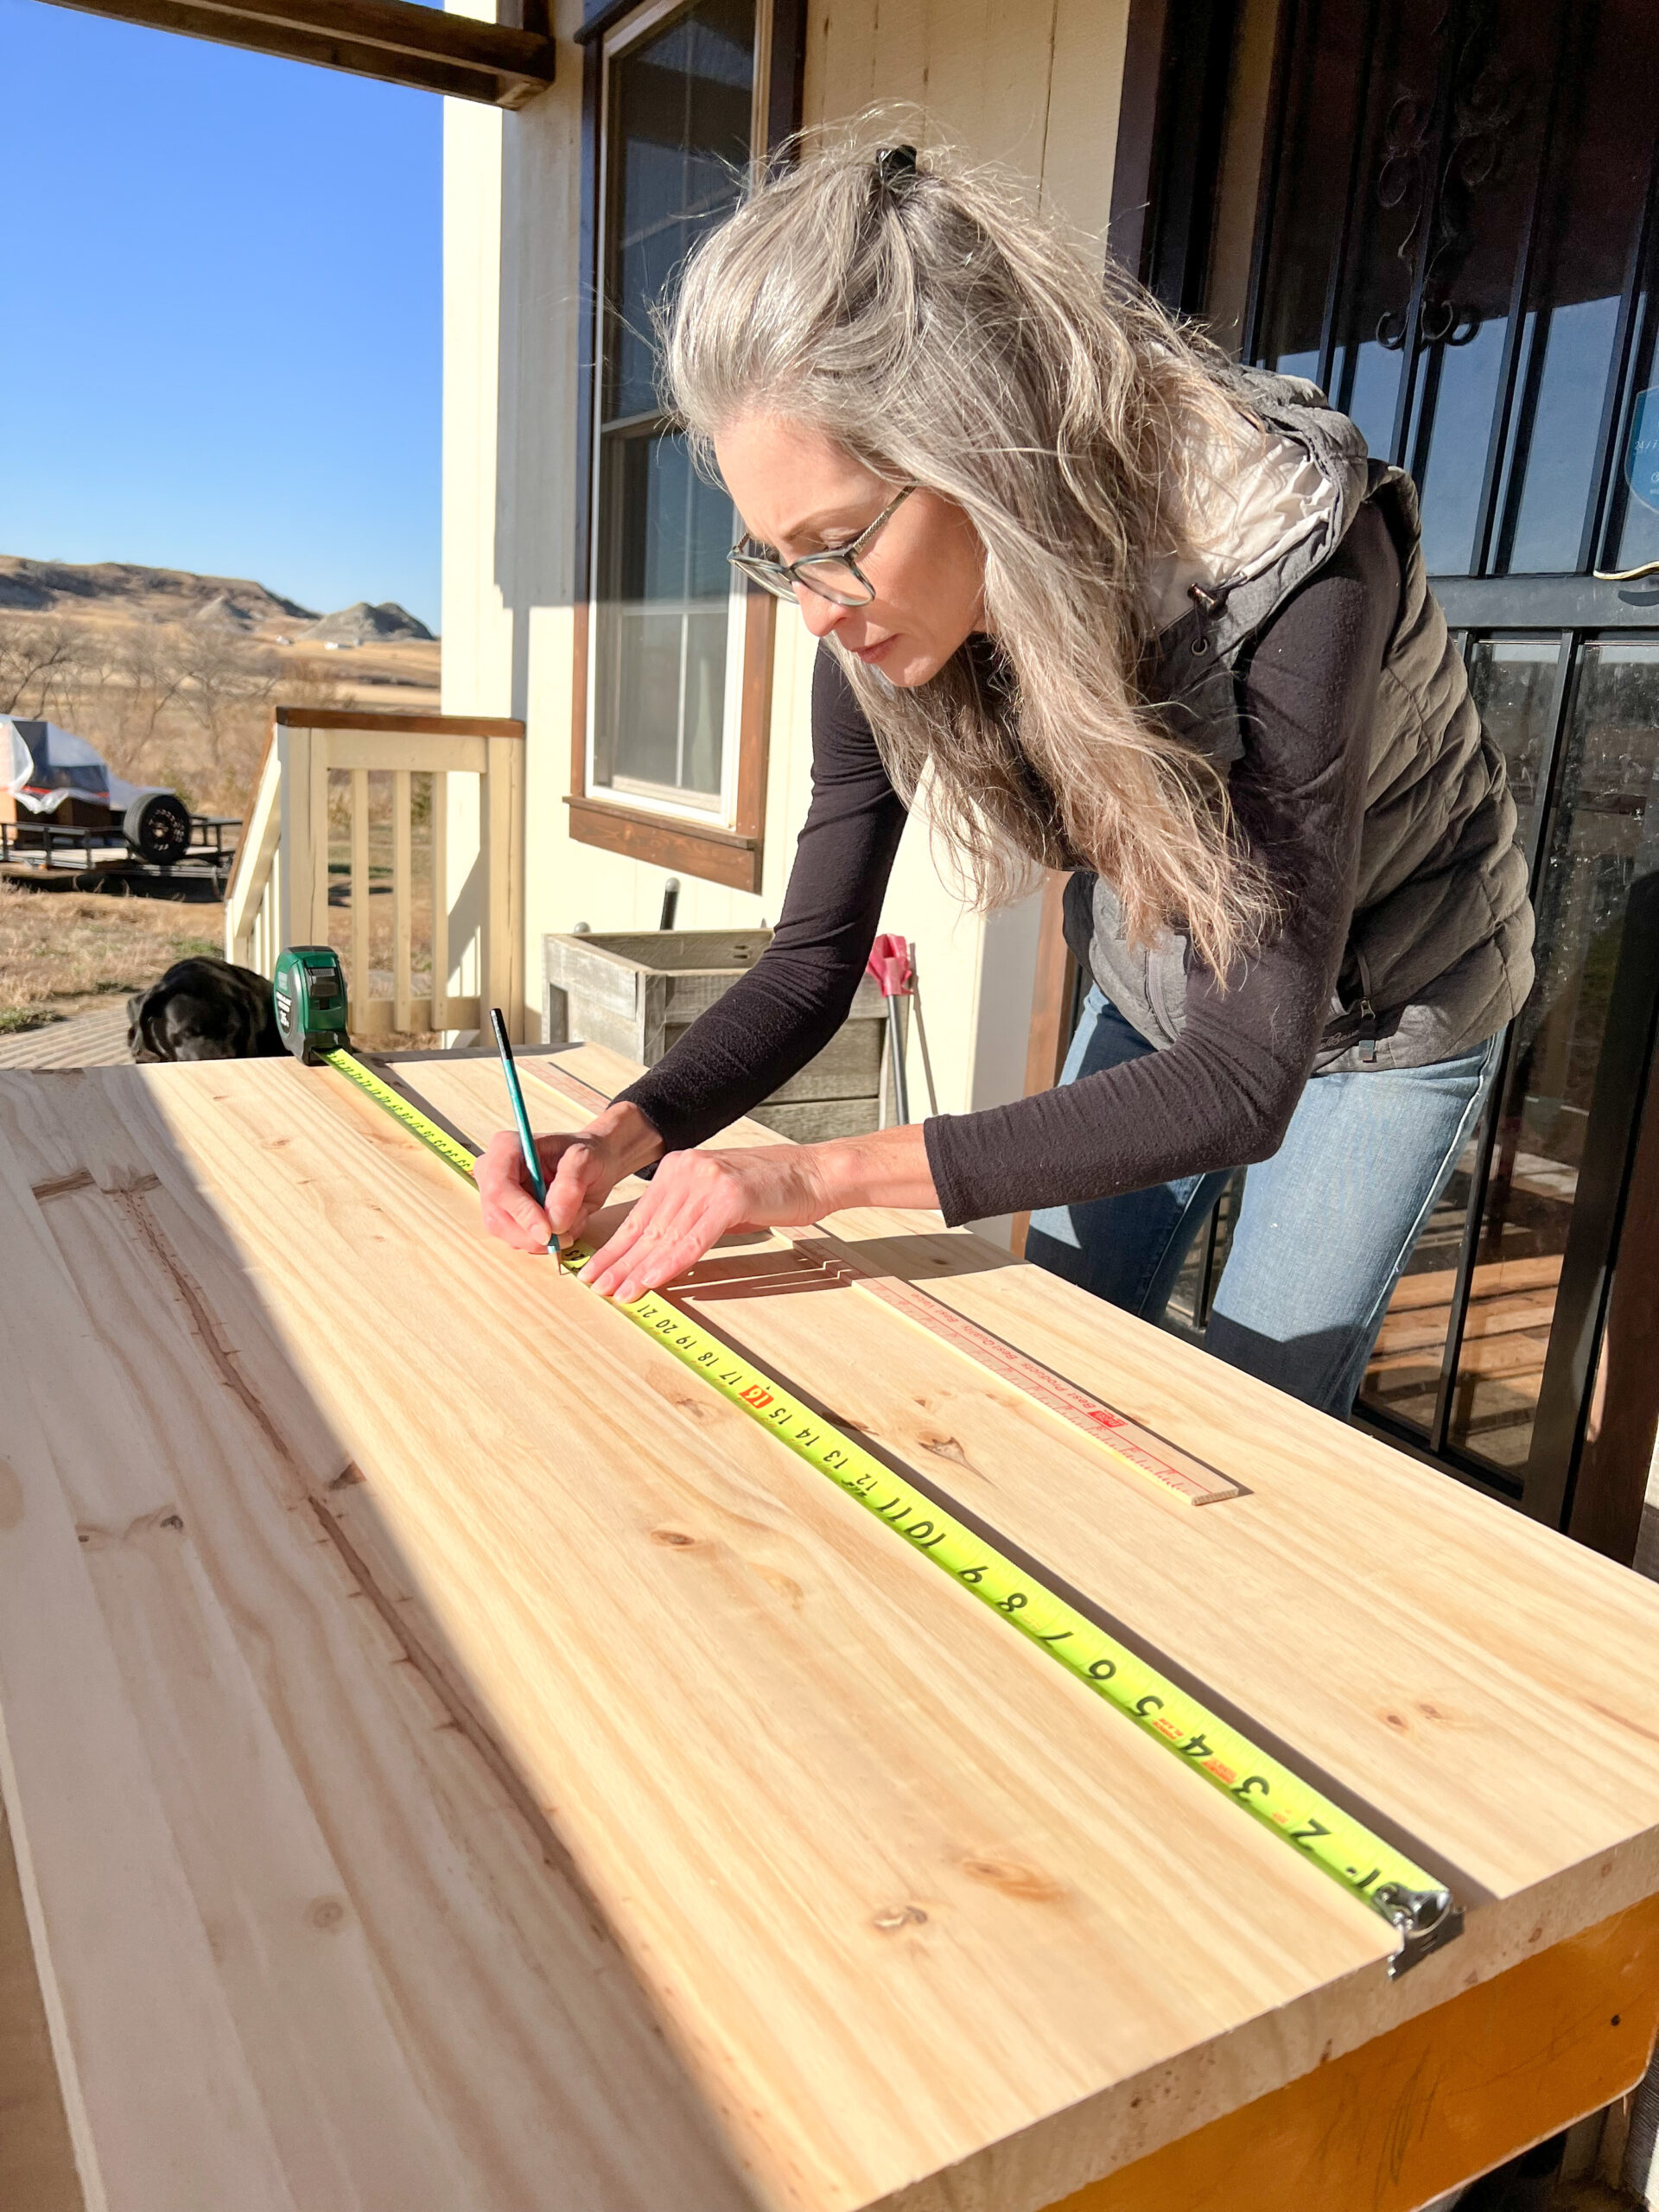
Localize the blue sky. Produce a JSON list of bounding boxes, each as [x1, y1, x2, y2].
[[0, 0, 442, 629]]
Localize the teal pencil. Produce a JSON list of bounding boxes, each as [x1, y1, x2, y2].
[[489, 1008, 560, 1262]]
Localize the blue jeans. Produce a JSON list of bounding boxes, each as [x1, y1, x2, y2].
[[1026, 988, 1503, 1418]]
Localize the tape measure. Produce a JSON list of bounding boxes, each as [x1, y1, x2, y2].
[[523, 1061, 1244, 1510], [279, 949, 1459, 1974]]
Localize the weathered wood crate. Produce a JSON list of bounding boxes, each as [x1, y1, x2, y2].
[[542, 928, 904, 1140]]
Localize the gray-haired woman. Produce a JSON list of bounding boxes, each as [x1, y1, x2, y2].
[[477, 137, 1533, 1421]]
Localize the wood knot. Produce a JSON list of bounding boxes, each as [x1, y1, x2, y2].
[[871, 1904, 928, 1933], [160, 1514, 184, 1532], [651, 1528, 698, 1548], [306, 1897, 346, 1932], [919, 1433, 969, 1468], [960, 1857, 1064, 1904]]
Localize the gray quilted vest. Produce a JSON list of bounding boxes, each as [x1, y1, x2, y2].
[[1063, 365, 1535, 1072]]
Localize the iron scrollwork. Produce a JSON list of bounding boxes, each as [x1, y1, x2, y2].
[[1375, 0, 1524, 353]]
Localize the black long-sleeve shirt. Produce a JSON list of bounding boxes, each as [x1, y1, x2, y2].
[[620, 504, 1400, 1224]]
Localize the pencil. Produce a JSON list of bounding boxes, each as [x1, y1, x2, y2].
[[489, 1008, 560, 1262]]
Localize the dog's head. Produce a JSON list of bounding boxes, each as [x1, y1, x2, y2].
[[128, 956, 286, 1063]]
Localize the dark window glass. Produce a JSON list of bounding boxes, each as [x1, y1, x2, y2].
[[1611, 383, 1659, 577], [1322, 0, 1443, 463], [1492, 0, 1655, 574], [592, 0, 754, 810], [1465, 635, 1562, 856], [1252, 0, 1369, 382], [1447, 639, 1659, 1471]]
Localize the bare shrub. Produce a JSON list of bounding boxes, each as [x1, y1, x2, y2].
[[0, 617, 98, 718]]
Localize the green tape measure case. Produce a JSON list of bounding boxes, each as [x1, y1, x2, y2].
[[273, 945, 352, 1062]]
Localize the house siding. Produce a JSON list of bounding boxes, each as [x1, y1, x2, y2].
[[441, 0, 1131, 1225]]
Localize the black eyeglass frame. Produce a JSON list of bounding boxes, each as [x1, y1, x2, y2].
[[727, 483, 918, 606]]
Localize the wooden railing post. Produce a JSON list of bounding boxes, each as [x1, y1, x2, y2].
[[482, 731, 526, 1042], [226, 710, 523, 1042], [276, 721, 328, 952], [348, 766, 370, 1028], [430, 771, 449, 1032], [392, 769, 413, 1033]]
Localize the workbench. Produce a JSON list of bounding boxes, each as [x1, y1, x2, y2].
[[3, 1045, 1659, 2212]]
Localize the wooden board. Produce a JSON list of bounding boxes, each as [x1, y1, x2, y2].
[[3, 1048, 1659, 2212]]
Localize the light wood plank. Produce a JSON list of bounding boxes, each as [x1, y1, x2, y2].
[[324, 732, 488, 776], [18, 1061, 1402, 2212], [0, 1070, 761, 2212], [436, 1046, 1659, 1904], [8, 1049, 1659, 2212]]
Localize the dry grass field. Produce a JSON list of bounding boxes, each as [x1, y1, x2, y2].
[[1, 556, 441, 1033], [0, 882, 224, 1031]]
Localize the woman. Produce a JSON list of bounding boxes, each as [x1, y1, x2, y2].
[[478, 138, 1533, 1420]]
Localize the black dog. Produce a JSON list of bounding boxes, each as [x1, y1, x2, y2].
[[128, 956, 286, 1063]]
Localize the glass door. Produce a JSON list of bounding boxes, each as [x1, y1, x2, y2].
[[1243, 0, 1659, 1524]]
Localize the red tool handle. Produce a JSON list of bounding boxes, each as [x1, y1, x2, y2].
[[866, 931, 912, 998]]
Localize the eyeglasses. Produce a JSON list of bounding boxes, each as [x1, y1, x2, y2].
[[728, 483, 918, 607]]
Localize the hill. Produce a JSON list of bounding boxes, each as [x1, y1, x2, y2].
[[0, 552, 442, 821], [300, 601, 435, 645], [0, 556, 438, 643], [0, 556, 316, 632]]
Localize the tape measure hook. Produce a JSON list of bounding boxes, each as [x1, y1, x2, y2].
[[1375, 1883, 1462, 1977]]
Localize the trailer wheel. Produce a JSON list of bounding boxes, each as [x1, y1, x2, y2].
[[124, 791, 192, 867]]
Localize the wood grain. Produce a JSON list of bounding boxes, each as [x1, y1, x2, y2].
[[4, 1048, 1659, 2212]]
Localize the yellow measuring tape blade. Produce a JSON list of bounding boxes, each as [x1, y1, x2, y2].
[[326, 1048, 480, 1181], [322, 1046, 1457, 1970]]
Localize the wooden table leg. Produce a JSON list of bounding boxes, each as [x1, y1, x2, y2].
[[1041, 1894, 1659, 2212]]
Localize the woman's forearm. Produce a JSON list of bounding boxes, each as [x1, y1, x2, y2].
[[805, 1122, 938, 1215]]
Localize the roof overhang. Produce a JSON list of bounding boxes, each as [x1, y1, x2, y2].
[[35, 0, 556, 106]]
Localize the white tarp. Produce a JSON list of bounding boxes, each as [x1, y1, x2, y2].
[[1, 717, 157, 816]]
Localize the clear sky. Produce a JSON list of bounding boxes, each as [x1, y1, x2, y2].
[[0, 0, 442, 630]]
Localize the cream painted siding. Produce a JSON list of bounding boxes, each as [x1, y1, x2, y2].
[[442, 0, 1130, 1220]]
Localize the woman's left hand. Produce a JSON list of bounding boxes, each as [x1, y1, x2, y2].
[[577, 1145, 831, 1302]]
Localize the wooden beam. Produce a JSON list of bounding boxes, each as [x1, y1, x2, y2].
[[36, 0, 556, 106], [274, 709, 524, 734], [1570, 1027, 1659, 1564]]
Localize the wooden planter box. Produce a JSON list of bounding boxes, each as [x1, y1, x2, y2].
[[541, 929, 904, 1141]]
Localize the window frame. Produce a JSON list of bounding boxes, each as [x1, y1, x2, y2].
[[568, 0, 804, 893]]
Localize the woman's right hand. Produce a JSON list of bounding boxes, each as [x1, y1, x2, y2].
[[475, 1101, 664, 1255]]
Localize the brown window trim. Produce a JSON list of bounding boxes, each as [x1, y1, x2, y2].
[[567, 0, 804, 892], [564, 799, 760, 892], [567, 587, 775, 894]]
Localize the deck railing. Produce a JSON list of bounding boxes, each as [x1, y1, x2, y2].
[[225, 708, 526, 1040]]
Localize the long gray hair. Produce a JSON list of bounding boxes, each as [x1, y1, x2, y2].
[[664, 129, 1278, 974]]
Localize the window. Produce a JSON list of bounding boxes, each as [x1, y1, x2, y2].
[[570, 0, 798, 892]]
